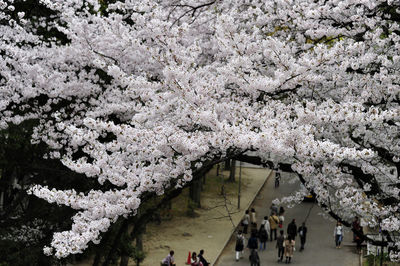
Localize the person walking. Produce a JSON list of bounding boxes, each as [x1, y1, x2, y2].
[[278, 213, 285, 230], [269, 213, 280, 241], [355, 227, 364, 254], [287, 219, 297, 241], [352, 217, 364, 253], [270, 203, 279, 216], [198, 249, 209, 266], [258, 224, 268, 251], [247, 230, 259, 251], [261, 216, 270, 236], [279, 206, 285, 216], [276, 230, 285, 262], [242, 210, 250, 234], [249, 249, 260, 266], [334, 221, 344, 248], [161, 250, 176, 266], [352, 217, 360, 242], [275, 172, 281, 188], [250, 208, 257, 229], [298, 222, 307, 251], [235, 230, 245, 261], [284, 235, 295, 264]]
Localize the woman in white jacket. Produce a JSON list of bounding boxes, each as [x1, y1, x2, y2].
[[334, 221, 343, 248]]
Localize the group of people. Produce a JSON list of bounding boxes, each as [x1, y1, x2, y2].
[[161, 249, 209, 266], [334, 217, 364, 254], [162, 214, 362, 266], [236, 205, 308, 264], [189, 250, 210, 266], [241, 205, 285, 237]]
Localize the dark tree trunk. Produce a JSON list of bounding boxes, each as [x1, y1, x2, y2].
[[133, 223, 146, 266], [92, 248, 102, 266], [189, 178, 202, 208], [136, 231, 144, 266], [1, 166, 15, 207], [224, 159, 231, 170], [228, 160, 236, 182], [92, 225, 114, 266], [119, 224, 135, 266], [102, 219, 129, 266], [120, 256, 129, 266], [136, 233, 143, 252]]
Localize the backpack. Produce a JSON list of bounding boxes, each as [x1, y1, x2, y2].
[[249, 249, 260, 263], [236, 235, 243, 248], [248, 237, 258, 249], [258, 226, 268, 241], [277, 235, 284, 247]]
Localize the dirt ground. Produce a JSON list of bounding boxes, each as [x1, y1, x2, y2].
[[138, 165, 271, 266]]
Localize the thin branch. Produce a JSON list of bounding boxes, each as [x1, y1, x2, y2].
[[85, 38, 119, 65], [169, 1, 217, 27]]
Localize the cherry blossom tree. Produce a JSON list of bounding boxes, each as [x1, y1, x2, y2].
[[1, 0, 400, 261]]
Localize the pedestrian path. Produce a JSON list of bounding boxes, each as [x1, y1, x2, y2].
[[214, 172, 359, 266]]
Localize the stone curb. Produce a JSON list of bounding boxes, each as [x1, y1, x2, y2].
[[212, 169, 274, 266]]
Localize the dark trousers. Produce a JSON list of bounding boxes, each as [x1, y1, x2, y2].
[[243, 224, 248, 234], [335, 234, 342, 246], [250, 250, 259, 266], [356, 238, 362, 253], [300, 236, 306, 250], [270, 229, 277, 241], [278, 247, 284, 261]]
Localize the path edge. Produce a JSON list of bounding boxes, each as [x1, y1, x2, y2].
[[212, 168, 274, 266]]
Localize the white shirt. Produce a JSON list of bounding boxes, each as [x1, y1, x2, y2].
[[335, 225, 343, 236], [243, 214, 250, 225], [261, 219, 270, 232]]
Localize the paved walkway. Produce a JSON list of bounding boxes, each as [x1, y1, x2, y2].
[[215, 171, 359, 266]]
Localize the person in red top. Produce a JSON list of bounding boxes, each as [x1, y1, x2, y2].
[[190, 252, 203, 266]]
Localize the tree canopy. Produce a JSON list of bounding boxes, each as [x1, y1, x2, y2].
[[1, 0, 400, 260]]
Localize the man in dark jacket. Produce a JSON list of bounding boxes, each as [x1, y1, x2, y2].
[[287, 219, 297, 240], [198, 249, 209, 266], [247, 230, 259, 250], [258, 226, 268, 251], [249, 249, 260, 266], [298, 222, 308, 251]]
